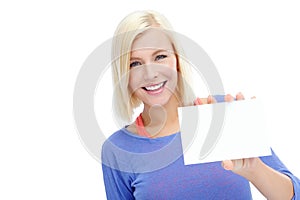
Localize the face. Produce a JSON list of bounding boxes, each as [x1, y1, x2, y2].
[[128, 28, 178, 108]]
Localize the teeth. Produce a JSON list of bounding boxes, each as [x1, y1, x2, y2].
[[145, 82, 164, 91]]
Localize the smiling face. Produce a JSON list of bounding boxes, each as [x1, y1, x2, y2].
[[128, 28, 178, 108]]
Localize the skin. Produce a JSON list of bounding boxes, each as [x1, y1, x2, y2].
[[127, 28, 180, 137], [126, 28, 294, 199]]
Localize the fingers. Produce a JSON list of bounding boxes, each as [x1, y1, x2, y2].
[[193, 95, 217, 106], [236, 92, 245, 101], [224, 94, 235, 102], [193, 97, 203, 105], [225, 92, 245, 102], [222, 157, 261, 174], [195, 92, 253, 106], [222, 160, 234, 170], [207, 95, 217, 104], [222, 159, 244, 171]]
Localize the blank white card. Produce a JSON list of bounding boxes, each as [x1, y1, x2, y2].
[[178, 99, 271, 165]]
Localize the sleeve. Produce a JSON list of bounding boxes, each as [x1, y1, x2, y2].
[[101, 141, 135, 200], [101, 164, 135, 200], [260, 148, 300, 200]]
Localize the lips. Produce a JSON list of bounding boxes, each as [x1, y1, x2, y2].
[[142, 81, 167, 94]]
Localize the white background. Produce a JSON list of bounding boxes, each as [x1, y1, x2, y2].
[[1, 0, 299, 199]]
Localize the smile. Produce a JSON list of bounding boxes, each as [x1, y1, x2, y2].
[[142, 81, 167, 91]]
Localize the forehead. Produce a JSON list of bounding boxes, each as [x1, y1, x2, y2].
[[131, 28, 174, 52]]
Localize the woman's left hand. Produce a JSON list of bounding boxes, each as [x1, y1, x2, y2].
[[221, 157, 261, 176]]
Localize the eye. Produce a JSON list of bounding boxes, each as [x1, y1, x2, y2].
[[155, 54, 167, 61], [130, 61, 142, 68]]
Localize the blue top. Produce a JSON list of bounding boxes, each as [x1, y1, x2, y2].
[[102, 128, 300, 199], [101, 96, 300, 199]]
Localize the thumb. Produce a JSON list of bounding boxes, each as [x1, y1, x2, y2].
[[222, 159, 244, 171]]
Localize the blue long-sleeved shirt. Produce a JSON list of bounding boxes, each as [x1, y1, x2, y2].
[[101, 127, 299, 199], [102, 96, 299, 199]]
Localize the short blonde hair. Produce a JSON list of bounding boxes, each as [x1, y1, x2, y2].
[[111, 10, 195, 123]]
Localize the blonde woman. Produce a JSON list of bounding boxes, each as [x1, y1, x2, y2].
[[101, 10, 299, 199]]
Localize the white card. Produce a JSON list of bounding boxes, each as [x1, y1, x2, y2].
[[178, 99, 271, 165]]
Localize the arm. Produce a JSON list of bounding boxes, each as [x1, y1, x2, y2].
[[101, 140, 135, 200], [260, 149, 300, 200], [222, 148, 300, 200], [223, 156, 294, 200], [101, 164, 135, 200]]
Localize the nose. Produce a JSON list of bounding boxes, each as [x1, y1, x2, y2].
[[143, 63, 158, 81]]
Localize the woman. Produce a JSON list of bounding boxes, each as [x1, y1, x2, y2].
[[101, 10, 299, 199]]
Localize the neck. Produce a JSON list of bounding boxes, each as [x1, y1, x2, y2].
[[141, 95, 180, 137]]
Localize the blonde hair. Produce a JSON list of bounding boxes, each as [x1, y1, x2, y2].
[[111, 10, 195, 123]]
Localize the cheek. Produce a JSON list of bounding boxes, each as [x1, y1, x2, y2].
[[128, 68, 142, 92], [163, 57, 178, 79], [159, 64, 178, 90], [166, 58, 178, 90]]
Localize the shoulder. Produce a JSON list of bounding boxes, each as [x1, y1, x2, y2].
[[101, 128, 128, 166], [101, 127, 147, 172], [101, 127, 139, 154], [102, 128, 127, 151], [103, 126, 140, 144]]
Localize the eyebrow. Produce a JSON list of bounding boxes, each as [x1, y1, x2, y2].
[[130, 49, 170, 60]]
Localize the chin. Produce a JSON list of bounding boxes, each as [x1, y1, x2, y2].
[[145, 95, 173, 107]]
